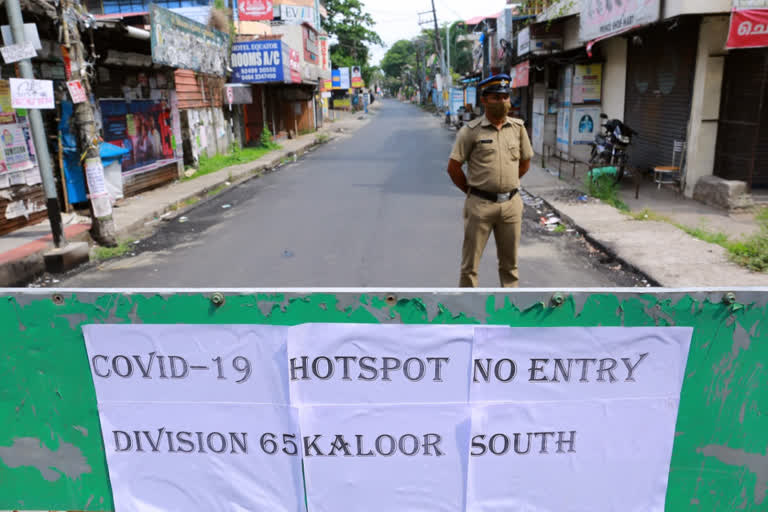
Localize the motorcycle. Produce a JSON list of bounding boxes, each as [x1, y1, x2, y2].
[[589, 113, 637, 183]]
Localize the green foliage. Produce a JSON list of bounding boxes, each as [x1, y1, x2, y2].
[[323, 0, 382, 80], [260, 126, 278, 149], [553, 224, 566, 233], [583, 175, 629, 211]]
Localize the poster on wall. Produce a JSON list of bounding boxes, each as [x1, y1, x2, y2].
[[532, 112, 544, 154], [238, 0, 274, 21], [100, 100, 175, 173], [571, 105, 602, 145], [289, 49, 301, 84], [580, 0, 660, 42], [509, 61, 529, 89], [560, 65, 573, 107], [573, 64, 602, 104], [557, 108, 570, 152]]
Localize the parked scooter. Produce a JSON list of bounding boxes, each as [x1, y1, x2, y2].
[[589, 114, 637, 183]]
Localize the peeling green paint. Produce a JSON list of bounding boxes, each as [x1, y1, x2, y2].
[[1, 290, 766, 511]]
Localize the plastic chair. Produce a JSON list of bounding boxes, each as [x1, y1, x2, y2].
[[653, 141, 686, 191]]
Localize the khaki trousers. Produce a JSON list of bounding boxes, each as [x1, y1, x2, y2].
[[459, 193, 523, 288]]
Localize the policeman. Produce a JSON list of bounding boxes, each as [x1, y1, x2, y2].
[[446, 74, 534, 287]]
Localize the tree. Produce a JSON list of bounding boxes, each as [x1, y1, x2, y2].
[[380, 39, 414, 79], [323, 0, 383, 81]]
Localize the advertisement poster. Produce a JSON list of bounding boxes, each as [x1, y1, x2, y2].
[[573, 64, 602, 104], [66, 80, 87, 103], [289, 49, 301, 84], [571, 106, 602, 145], [150, 4, 229, 76], [238, 0, 274, 21], [580, 0, 660, 41], [351, 66, 363, 88], [9, 78, 54, 109], [339, 67, 351, 89], [1, 122, 31, 171], [332, 69, 341, 89], [100, 100, 174, 173], [510, 61, 529, 89]]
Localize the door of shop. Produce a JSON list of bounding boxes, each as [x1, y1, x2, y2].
[[714, 48, 768, 189]]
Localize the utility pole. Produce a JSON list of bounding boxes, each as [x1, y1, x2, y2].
[[61, 0, 117, 246], [4, 0, 65, 247]]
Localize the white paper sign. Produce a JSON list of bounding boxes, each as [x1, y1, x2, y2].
[[471, 327, 691, 402], [9, 78, 54, 109], [0, 24, 42, 50], [66, 80, 87, 103], [301, 403, 471, 512], [99, 402, 305, 512], [84, 157, 107, 196], [0, 42, 36, 64], [468, 399, 679, 511], [287, 324, 474, 405], [82, 324, 291, 404]]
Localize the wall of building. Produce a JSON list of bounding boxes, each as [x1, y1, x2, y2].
[[684, 15, 730, 197], [663, 0, 731, 19], [600, 37, 628, 122], [563, 16, 581, 51], [175, 70, 233, 163]]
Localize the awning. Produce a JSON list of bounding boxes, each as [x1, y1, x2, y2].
[[465, 12, 500, 25]]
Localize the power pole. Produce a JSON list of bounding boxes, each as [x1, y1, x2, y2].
[[61, 0, 117, 246], [4, 0, 65, 247]]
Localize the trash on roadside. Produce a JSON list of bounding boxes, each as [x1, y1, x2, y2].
[[224, 181, 231, 186], [579, 195, 588, 202], [545, 217, 561, 225], [184, 169, 196, 178], [133, 240, 140, 244], [178, 216, 189, 223], [222, 204, 232, 209], [282, 249, 294, 258]]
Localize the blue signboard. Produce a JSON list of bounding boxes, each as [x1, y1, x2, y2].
[[231, 40, 287, 83], [450, 88, 464, 115], [332, 69, 341, 89]]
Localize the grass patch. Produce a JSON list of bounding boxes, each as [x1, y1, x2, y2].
[[677, 225, 730, 246], [583, 175, 629, 211], [315, 134, 330, 144], [93, 239, 134, 261], [183, 141, 280, 182], [553, 224, 566, 233], [184, 196, 200, 207], [629, 208, 671, 222], [207, 184, 227, 197]]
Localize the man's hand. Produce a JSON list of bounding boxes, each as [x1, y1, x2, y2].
[[447, 159, 468, 194], [519, 159, 531, 179]]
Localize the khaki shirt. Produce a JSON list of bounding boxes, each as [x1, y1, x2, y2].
[[449, 115, 534, 193]]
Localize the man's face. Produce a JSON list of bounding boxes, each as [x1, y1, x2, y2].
[[481, 92, 510, 106]]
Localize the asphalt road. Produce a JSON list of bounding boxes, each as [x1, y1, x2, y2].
[[56, 100, 645, 288]]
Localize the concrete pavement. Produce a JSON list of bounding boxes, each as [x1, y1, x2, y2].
[[523, 163, 768, 286]]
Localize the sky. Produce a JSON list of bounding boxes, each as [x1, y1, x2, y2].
[[364, 0, 507, 65]]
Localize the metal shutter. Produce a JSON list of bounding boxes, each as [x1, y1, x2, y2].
[[715, 49, 768, 189], [624, 19, 699, 172]]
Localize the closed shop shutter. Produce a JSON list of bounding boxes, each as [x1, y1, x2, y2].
[[624, 19, 699, 172], [714, 49, 768, 189]]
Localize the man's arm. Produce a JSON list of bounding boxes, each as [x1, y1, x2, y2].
[[519, 159, 531, 178], [447, 158, 468, 194]]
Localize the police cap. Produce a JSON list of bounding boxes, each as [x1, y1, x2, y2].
[[480, 74, 511, 95]]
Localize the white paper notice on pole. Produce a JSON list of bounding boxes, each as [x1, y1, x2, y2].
[[471, 327, 691, 403], [66, 80, 87, 103], [0, 42, 36, 64], [301, 403, 471, 512], [467, 399, 679, 511], [82, 324, 291, 404], [98, 402, 305, 512], [0, 24, 42, 50], [9, 78, 54, 109], [84, 157, 108, 196], [287, 324, 474, 405]]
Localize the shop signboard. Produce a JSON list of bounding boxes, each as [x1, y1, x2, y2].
[[339, 67, 351, 89], [231, 40, 292, 84], [517, 26, 530, 56], [727, 5, 768, 49], [150, 4, 229, 77], [238, 0, 274, 21], [289, 49, 302, 84], [510, 61, 529, 89], [580, 0, 660, 42]]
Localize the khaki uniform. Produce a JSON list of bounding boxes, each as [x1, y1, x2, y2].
[[450, 115, 534, 287]]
